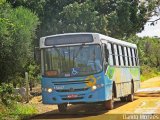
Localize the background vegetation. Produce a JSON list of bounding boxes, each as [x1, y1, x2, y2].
[[0, 0, 160, 119]]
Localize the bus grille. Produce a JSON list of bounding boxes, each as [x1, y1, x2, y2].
[[56, 87, 89, 92], [52, 80, 90, 85]]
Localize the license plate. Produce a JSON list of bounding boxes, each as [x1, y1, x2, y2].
[[67, 94, 78, 98]]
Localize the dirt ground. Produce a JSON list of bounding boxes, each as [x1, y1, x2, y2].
[[29, 77, 160, 120]]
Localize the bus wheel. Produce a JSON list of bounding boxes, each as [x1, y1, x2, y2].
[[58, 103, 67, 112], [104, 93, 114, 110], [127, 94, 134, 102], [120, 97, 127, 102], [127, 84, 134, 102]]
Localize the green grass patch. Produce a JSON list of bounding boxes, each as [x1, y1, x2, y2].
[[141, 73, 160, 82], [140, 65, 160, 82], [0, 102, 37, 120]]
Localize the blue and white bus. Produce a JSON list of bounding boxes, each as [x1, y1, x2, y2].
[[40, 33, 140, 112]]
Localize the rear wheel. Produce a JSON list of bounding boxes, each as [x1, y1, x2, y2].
[[120, 97, 127, 102], [127, 93, 134, 102], [58, 103, 67, 112], [127, 84, 134, 102]]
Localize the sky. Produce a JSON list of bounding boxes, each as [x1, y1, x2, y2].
[[137, 15, 160, 38]]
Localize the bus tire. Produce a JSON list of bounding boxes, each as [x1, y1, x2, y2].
[[120, 97, 127, 102], [127, 84, 134, 102], [58, 103, 67, 112], [104, 93, 114, 110]]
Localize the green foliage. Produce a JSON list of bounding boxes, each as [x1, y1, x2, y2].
[[59, 1, 108, 34], [0, 83, 21, 105], [27, 63, 41, 89], [7, 0, 158, 39], [0, 2, 39, 83], [0, 102, 37, 120], [12, 73, 25, 88], [9, 103, 37, 119], [140, 65, 160, 82], [142, 38, 160, 67], [103, 0, 150, 38], [128, 36, 160, 68], [127, 36, 160, 81]]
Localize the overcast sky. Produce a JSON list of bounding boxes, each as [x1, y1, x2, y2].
[[137, 15, 160, 38]]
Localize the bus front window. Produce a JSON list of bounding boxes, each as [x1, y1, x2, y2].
[[43, 44, 102, 77]]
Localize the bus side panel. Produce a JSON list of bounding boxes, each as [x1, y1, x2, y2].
[[103, 74, 113, 100], [129, 67, 141, 92], [106, 66, 140, 98]]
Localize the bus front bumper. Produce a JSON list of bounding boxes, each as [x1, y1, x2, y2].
[[42, 86, 112, 104]]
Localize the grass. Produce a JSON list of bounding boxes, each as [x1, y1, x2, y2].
[[140, 65, 160, 82], [140, 73, 159, 82], [0, 102, 37, 120]]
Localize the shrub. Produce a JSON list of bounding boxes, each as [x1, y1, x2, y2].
[[0, 83, 22, 105]]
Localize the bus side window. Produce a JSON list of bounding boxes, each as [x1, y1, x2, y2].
[[134, 49, 138, 66], [121, 46, 126, 66], [126, 47, 130, 66], [111, 43, 116, 65], [108, 43, 113, 65], [124, 47, 128, 66], [128, 47, 132, 66], [116, 44, 121, 66], [130, 48, 134, 66], [114, 44, 119, 66], [119, 45, 124, 66], [132, 48, 136, 66]]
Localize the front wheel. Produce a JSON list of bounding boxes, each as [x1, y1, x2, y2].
[[104, 92, 114, 110], [104, 99, 114, 110], [58, 103, 67, 112]]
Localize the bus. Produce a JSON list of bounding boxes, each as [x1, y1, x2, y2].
[[39, 33, 140, 112]]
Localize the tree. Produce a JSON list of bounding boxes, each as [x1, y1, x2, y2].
[[94, 0, 157, 38], [0, 2, 39, 83], [59, 1, 108, 34], [6, 0, 159, 39], [127, 36, 160, 70]]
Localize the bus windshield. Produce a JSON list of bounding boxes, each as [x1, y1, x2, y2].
[[43, 44, 102, 77]]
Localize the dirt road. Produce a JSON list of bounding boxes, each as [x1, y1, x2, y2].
[[30, 77, 160, 120]]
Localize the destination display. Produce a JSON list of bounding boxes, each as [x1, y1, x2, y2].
[[45, 34, 93, 46]]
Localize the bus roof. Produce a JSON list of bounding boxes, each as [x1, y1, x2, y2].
[[99, 34, 137, 48], [40, 32, 137, 48]]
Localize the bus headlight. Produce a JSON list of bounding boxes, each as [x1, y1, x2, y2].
[[47, 88, 52, 93], [92, 85, 97, 90], [92, 84, 104, 90]]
